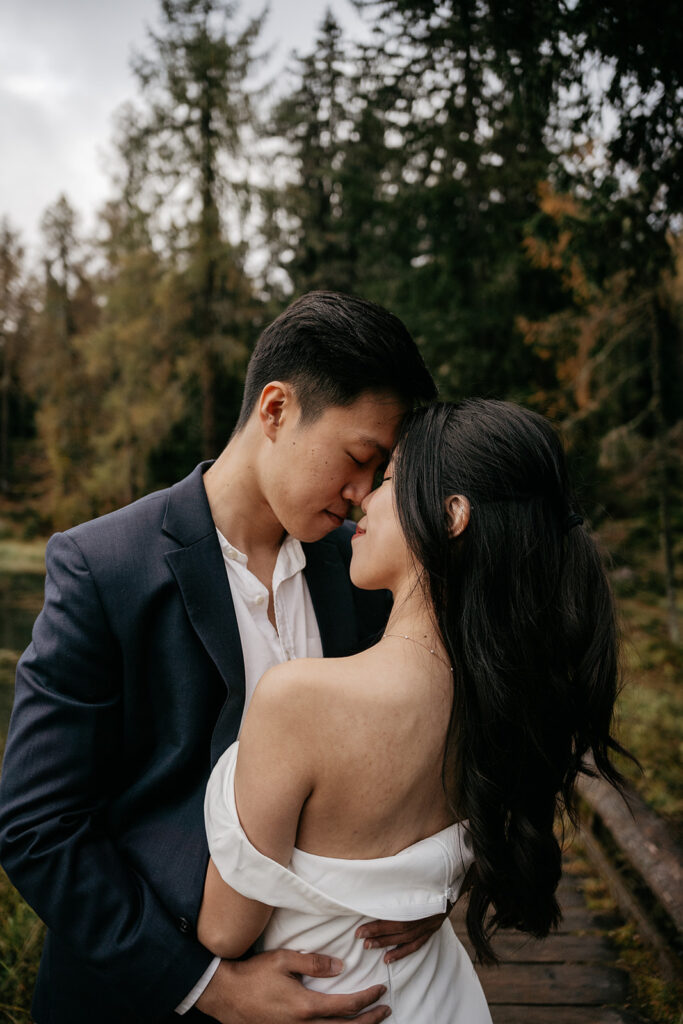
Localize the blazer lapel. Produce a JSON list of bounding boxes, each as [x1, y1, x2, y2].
[[162, 464, 246, 761], [303, 538, 358, 657], [165, 539, 245, 695]]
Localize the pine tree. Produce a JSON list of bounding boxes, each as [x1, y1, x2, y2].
[[75, 192, 187, 512], [267, 12, 384, 295], [0, 220, 32, 493], [344, 0, 568, 397], [123, 0, 264, 456], [26, 196, 99, 527], [520, 188, 682, 643]]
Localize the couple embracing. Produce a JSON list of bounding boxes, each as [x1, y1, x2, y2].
[[0, 292, 626, 1023]]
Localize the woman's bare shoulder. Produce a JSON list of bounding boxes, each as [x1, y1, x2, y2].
[[247, 650, 384, 737]]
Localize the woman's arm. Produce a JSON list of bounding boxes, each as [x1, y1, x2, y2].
[[198, 664, 317, 958]]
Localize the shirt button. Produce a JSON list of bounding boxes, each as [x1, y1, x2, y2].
[[178, 916, 191, 934], [254, 594, 265, 605]]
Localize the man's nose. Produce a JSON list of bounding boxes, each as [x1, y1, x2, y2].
[[342, 472, 374, 507]]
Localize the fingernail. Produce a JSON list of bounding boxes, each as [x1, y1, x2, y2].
[[365, 939, 379, 949], [330, 957, 344, 974]]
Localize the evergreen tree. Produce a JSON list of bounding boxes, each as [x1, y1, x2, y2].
[[75, 193, 188, 512], [344, 0, 569, 398], [124, 0, 264, 456], [267, 12, 396, 297], [26, 196, 99, 527], [0, 220, 32, 493], [569, 0, 682, 235], [520, 188, 682, 643]]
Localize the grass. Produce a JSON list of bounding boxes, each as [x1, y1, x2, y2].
[[0, 540, 47, 577], [613, 591, 683, 845], [0, 869, 43, 1023], [0, 540, 47, 1015]]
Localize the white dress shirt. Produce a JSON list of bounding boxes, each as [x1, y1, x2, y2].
[[175, 529, 323, 1013]]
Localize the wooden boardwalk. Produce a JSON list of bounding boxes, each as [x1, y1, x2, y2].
[[450, 847, 634, 1024]]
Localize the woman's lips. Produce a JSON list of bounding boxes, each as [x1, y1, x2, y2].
[[352, 524, 366, 540]]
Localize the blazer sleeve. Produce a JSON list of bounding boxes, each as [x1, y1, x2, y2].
[[0, 531, 214, 1016]]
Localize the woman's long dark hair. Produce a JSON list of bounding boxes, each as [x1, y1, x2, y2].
[[393, 400, 630, 964]]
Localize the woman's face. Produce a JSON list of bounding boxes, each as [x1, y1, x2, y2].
[[349, 461, 416, 594]]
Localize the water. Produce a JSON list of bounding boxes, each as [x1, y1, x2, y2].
[[0, 573, 45, 740]]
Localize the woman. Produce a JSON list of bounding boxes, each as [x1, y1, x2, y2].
[[198, 399, 628, 1022]]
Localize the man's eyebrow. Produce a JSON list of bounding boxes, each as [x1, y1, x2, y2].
[[355, 437, 391, 461]]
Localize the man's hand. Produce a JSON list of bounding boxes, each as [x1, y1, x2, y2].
[[195, 950, 391, 1023], [356, 909, 450, 964]]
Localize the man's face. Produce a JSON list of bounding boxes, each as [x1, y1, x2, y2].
[[261, 391, 406, 543]]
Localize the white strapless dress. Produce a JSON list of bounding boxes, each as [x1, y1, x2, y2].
[[205, 743, 492, 1023]]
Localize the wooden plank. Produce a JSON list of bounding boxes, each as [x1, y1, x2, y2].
[[555, 883, 588, 908], [453, 930, 615, 964], [491, 1008, 631, 1024], [475, 963, 627, 1005], [579, 772, 683, 932], [577, 826, 682, 982], [451, 902, 616, 936]]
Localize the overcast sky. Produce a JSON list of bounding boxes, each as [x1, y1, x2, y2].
[[0, 0, 369, 256]]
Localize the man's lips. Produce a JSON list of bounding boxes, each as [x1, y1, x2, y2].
[[324, 509, 346, 525]]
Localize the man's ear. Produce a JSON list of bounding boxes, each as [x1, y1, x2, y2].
[[258, 382, 294, 441], [445, 495, 470, 538]]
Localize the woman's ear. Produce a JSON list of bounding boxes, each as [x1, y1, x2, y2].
[[445, 495, 470, 538]]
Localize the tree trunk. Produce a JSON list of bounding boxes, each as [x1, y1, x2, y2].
[[0, 333, 11, 492]]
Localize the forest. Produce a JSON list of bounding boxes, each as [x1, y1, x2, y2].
[[0, 0, 679, 559], [0, 0, 681, 1016]]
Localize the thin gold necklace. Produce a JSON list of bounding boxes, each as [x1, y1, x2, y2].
[[383, 633, 454, 672]]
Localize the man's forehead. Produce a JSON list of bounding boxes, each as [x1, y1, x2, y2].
[[354, 434, 392, 461]]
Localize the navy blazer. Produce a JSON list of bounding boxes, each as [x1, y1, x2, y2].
[[0, 463, 390, 1023]]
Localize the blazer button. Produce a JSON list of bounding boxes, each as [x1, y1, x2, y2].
[[178, 916, 191, 934]]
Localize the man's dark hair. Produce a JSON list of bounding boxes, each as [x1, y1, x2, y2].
[[234, 291, 436, 430]]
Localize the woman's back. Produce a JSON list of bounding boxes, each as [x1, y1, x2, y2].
[[269, 642, 456, 860]]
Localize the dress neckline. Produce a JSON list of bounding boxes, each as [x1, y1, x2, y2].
[[291, 820, 466, 865]]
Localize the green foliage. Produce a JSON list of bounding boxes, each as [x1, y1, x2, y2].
[[0, 0, 680, 536], [0, 221, 34, 496], [18, 196, 102, 528], [614, 590, 683, 842], [0, 867, 43, 1023], [76, 200, 189, 512], [569, 0, 683, 231], [266, 12, 398, 299], [338, 0, 570, 399], [123, 0, 264, 456]]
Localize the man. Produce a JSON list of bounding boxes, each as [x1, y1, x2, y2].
[[0, 291, 438, 1023]]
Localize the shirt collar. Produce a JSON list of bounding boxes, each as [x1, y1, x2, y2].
[[216, 529, 307, 582]]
